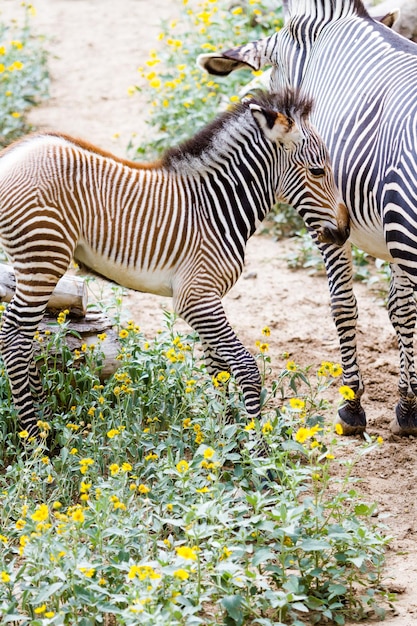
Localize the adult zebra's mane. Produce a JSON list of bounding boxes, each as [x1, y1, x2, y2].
[[282, 0, 369, 19], [162, 89, 313, 170]]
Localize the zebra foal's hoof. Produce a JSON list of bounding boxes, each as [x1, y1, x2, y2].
[[390, 401, 417, 437], [336, 402, 367, 436]]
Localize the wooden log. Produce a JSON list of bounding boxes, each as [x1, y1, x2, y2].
[[0, 263, 88, 317], [38, 310, 121, 380]]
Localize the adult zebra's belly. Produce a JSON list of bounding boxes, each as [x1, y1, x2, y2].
[[349, 223, 394, 264], [74, 244, 175, 297]]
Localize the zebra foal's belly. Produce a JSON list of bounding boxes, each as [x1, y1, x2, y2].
[[74, 244, 175, 297]]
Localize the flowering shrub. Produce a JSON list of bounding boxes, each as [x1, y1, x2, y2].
[[0, 2, 49, 147], [129, 0, 284, 160], [0, 302, 393, 625]]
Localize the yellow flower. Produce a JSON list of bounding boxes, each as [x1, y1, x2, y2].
[[334, 423, 344, 436], [289, 397, 305, 410], [145, 452, 158, 461], [109, 463, 120, 476], [79, 458, 94, 474], [31, 504, 48, 522], [72, 509, 85, 523], [294, 427, 309, 444], [339, 385, 355, 401], [15, 519, 26, 530], [176, 459, 189, 473], [79, 567, 95, 578], [138, 484, 150, 494], [286, 360, 297, 371], [18, 430, 29, 439], [196, 486, 210, 493], [173, 568, 189, 580], [119, 329, 129, 339], [150, 77, 161, 89], [34, 605, 46, 614], [221, 547, 232, 559], [377, 436, 384, 445], [128, 564, 160, 580], [331, 363, 343, 377], [203, 447, 214, 459], [107, 428, 120, 439], [231, 6, 243, 14], [121, 462, 132, 472], [176, 545, 197, 561], [1, 571, 10, 583], [262, 421, 273, 435], [216, 371, 230, 384], [244, 419, 255, 431]]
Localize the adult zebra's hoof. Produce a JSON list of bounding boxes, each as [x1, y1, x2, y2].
[[336, 401, 367, 435], [390, 400, 417, 436]]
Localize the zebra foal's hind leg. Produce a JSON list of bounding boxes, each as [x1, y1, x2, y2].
[[387, 264, 417, 436], [0, 276, 61, 438]]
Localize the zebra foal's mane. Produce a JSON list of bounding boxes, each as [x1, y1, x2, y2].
[[162, 89, 313, 169], [0, 90, 312, 173]]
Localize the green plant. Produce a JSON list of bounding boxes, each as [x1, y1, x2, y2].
[[0, 303, 393, 625], [0, 2, 49, 147], [128, 0, 284, 160]]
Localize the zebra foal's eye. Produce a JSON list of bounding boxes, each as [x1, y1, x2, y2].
[[309, 167, 326, 177]]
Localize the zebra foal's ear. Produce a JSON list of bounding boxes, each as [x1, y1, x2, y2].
[[249, 103, 300, 144]]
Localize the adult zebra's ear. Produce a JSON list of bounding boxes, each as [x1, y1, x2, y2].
[[197, 37, 270, 76], [249, 103, 301, 145]]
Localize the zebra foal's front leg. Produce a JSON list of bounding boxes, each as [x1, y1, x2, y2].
[[388, 264, 417, 436], [179, 298, 262, 409], [179, 297, 270, 457]]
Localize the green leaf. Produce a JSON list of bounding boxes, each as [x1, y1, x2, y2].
[[300, 538, 331, 551], [252, 547, 276, 566], [33, 581, 65, 604], [221, 595, 245, 625]]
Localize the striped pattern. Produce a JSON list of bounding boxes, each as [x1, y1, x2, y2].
[[198, 0, 417, 434], [0, 90, 349, 438]]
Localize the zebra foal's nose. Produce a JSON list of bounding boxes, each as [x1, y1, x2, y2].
[[317, 202, 350, 246]]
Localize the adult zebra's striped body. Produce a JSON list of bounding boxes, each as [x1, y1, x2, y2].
[[0, 89, 348, 438], [199, 0, 417, 436]]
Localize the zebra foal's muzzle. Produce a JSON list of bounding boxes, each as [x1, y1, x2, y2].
[[317, 203, 350, 246]]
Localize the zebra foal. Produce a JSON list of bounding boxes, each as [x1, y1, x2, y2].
[[0, 89, 349, 438]]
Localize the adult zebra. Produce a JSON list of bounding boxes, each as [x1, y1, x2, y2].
[[0, 90, 348, 438], [199, 0, 417, 436]]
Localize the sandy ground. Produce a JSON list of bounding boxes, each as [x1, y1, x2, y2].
[[2, 0, 417, 623]]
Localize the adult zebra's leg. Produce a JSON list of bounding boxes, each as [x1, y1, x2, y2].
[[387, 264, 417, 436], [316, 239, 366, 434]]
